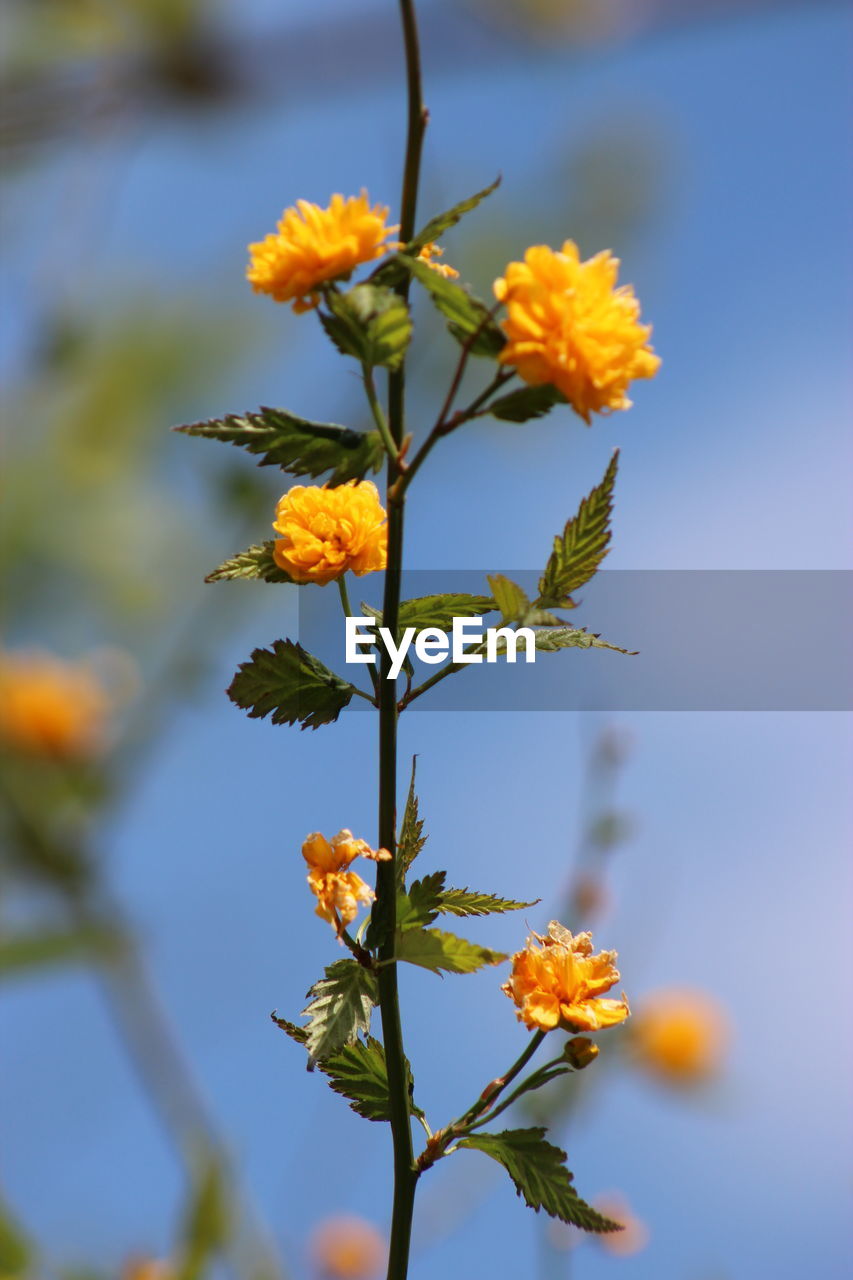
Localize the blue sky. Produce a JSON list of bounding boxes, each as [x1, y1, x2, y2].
[[2, 3, 851, 1278]]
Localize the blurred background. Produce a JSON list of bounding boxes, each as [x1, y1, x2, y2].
[[1, 1, 851, 1278]]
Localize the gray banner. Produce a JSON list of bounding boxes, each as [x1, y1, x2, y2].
[[297, 570, 852, 711]]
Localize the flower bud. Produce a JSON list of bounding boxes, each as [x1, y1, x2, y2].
[[563, 1036, 599, 1069]]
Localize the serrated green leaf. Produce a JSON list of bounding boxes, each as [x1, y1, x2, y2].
[[487, 384, 567, 423], [205, 541, 294, 584], [228, 639, 356, 730], [318, 1035, 392, 1121], [397, 870, 447, 930], [0, 925, 122, 978], [174, 407, 384, 486], [459, 1128, 621, 1232], [302, 959, 378, 1062], [487, 574, 530, 625], [271, 1012, 307, 1044], [395, 927, 507, 975], [401, 593, 495, 630], [436, 888, 538, 918], [407, 177, 501, 253], [537, 451, 619, 607], [320, 284, 412, 370], [397, 756, 426, 888], [395, 256, 506, 358], [528, 627, 636, 657]]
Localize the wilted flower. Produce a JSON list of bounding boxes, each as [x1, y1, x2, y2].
[[309, 1214, 386, 1279], [629, 987, 729, 1084], [416, 242, 459, 279], [0, 649, 113, 759], [303, 830, 390, 936], [272, 481, 387, 586], [247, 192, 398, 312], [502, 920, 629, 1033], [493, 241, 660, 421]]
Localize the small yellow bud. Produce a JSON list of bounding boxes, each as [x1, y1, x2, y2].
[[563, 1036, 599, 1070]]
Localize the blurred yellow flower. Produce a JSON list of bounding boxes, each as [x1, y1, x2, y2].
[[122, 1260, 174, 1280], [416, 242, 459, 279], [302, 830, 390, 936], [309, 1214, 386, 1279], [493, 241, 660, 421], [272, 481, 387, 586], [594, 1194, 650, 1256], [0, 650, 113, 760], [629, 987, 729, 1084], [502, 920, 629, 1033], [247, 192, 398, 312]]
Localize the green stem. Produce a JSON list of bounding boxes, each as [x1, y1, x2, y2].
[[394, 368, 515, 499], [375, 4, 428, 1278], [399, 640, 488, 711], [337, 574, 379, 702], [363, 365, 400, 464]]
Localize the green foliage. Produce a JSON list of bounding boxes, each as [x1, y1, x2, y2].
[[175, 407, 384, 486], [537, 450, 619, 607], [398, 871, 536, 928], [406, 177, 502, 253], [397, 870, 447, 930], [270, 1012, 307, 1044], [395, 926, 507, 975], [487, 574, 530, 624], [527, 627, 636, 657], [487, 384, 567, 423], [320, 283, 413, 371], [302, 959, 378, 1062], [436, 888, 538, 918], [176, 1160, 229, 1280], [459, 1128, 621, 1232], [396, 757, 427, 887], [0, 924, 122, 979], [205, 541, 293, 584], [397, 256, 506, 357], [227, 639, 356, 730], [0, 1196, 32, 1277], [317, 1035, 397, 1122], [399, 593, 495, 631]]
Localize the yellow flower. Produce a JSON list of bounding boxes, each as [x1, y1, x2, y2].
[[595, 1195, 650, 1256], [502, 920, 629, 1033], [272, 481, 387, 586], [247, 192, 398, 312], [416, 242, 459, 279], [0, 649, 112, 760], [493, 241, 660, 422], [309, 1214, 386, 1279], [629, 987, 729, 1084], [122, 1261, 174, 1280], [302, 830, 390, 936]]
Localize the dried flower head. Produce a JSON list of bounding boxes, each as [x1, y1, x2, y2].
[[302, 829, 391, 936], [0, 649, 114, 759], [502, 920, 630, 1033], [416, 242, 459, 279], [493, 241, 660, 421], [247, 192, 398, 312], [629, 987, 729, 1084], [272, 481, 387, 586], [309, 1214, 386, 1279]]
